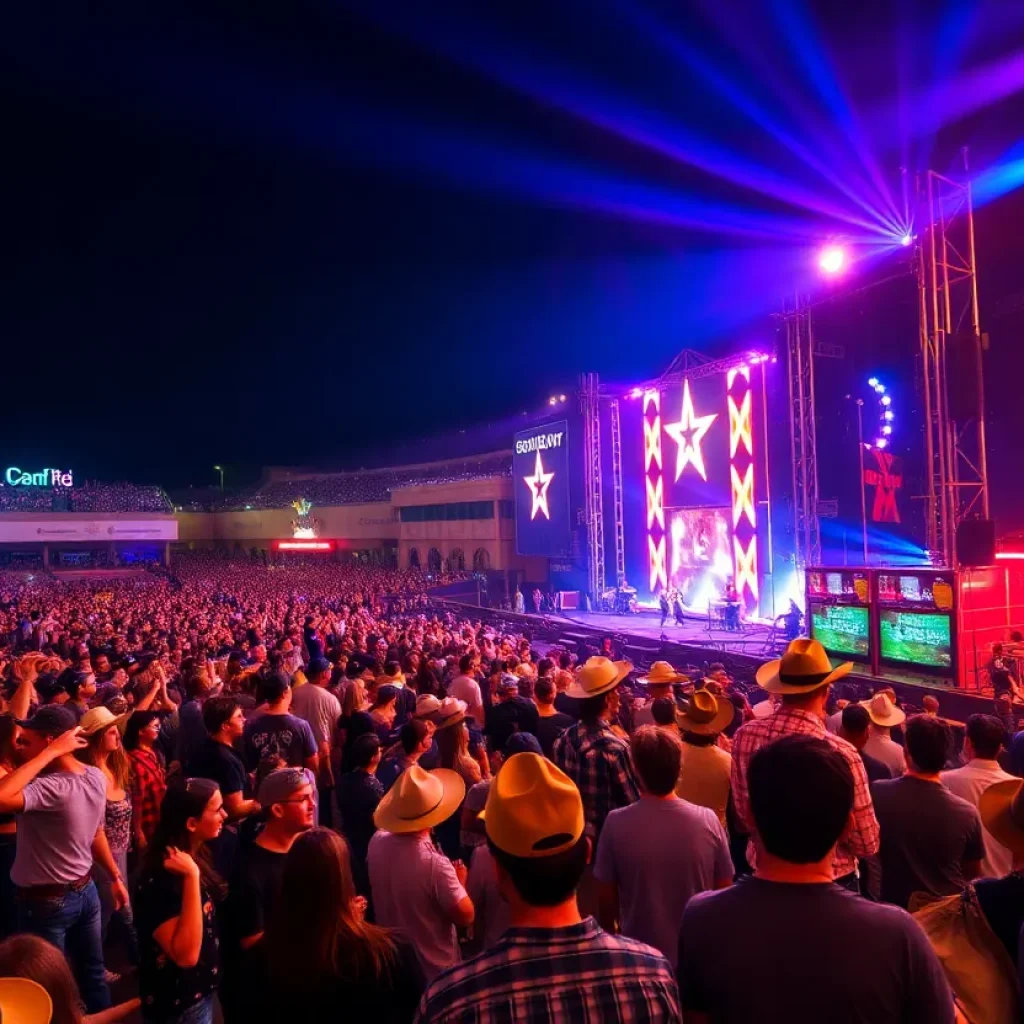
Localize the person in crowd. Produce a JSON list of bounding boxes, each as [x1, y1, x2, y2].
[[732, 639, 879, 890], [674, 688, 733, 826], [77, 707, 138, 979], [633, 662, 688, 730], [941, 713, 1016, 879], [994, 693, 1016, 750], [187, 696, 257, 822], [838, 703, 893, 782], [339, 675, 376, 773], [0, 706, 127, 1013], [988, 643, 1023, 702], [650, 697, 680, 734], [447, 654, 485, 728], [65, 672, 98, 722], [0, 933, 140, 1024], [173, 671, 216, 774], [433, 699, 479, 859], [485, 675, 540, 752], [368, 764, 473, 981], [135, 780, 227, 1024], [377, 718, 434, 793], [336, 733, 385, 900], [222, 768, 315, 1021], [418, 751, 681, 1023], [861, 692, 908, 776], [125, 712, 168, 855], [921, 694, 941, 718], [255, 828, 423, 1020], [0, 715, 18, 938], [532, 677, 573, 758], [241, 672, 317, 774], [595, 727, 731, 967], [872, 714, 985, 909], [289, 655, 342, 826], [369, 684, 401, 747], [677, 735, 954, 1023]]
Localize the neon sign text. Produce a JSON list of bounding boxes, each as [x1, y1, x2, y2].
[[4, 467, 74, 488]]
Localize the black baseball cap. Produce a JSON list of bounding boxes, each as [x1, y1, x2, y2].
[[17, 705, 78, 736], [307, 656, 331, 677]]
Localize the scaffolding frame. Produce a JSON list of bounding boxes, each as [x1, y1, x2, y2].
[[609, 398, 626, 588], [918, 159, 990, 566], [580, 372, 605, 602]]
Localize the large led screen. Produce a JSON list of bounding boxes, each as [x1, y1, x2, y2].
[[809, 602, 870, 659], [665, 507, 732, 610], [514, 420, 572, 557], [878, 610, 952, 669]]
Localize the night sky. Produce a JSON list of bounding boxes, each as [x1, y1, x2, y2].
[[3, 1, 1023, 522]]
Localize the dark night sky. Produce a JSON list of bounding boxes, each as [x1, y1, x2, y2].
[[2, 1, 1023, 519]]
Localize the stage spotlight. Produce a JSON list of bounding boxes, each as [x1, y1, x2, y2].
[[876, 438, 888, 449], [884, 410, 894, 421], [559, 394, 566, 402], [629, 386, 643, 399], [900, 233, 912, 246], [881, 395, 892, 406], [818, 245, 846, 275], [548, 396, 557, 406], [883, 425, 892, 435], [868, 377, 879, 388]]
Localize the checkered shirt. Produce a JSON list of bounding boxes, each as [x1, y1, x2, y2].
[[128, 747, 166, 847], [552, 720, 640, 842], [731, 706, 880, 878], [415, 918, 681, 1024]]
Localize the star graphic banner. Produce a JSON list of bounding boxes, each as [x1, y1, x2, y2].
[[664, 379, 718, 483], [523, 450, 555, 520], [514, 419, 571, 557]]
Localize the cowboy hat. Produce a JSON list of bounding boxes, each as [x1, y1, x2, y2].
[[413, 694, 441, 720], [0, 977, 52, 1024], [860, 692, 906, 728], [676, 689, 734, 735], [755, 638, 851, 695], [373, 764, 465, 834], [566, 657, 632, 700], [980, 778, 1024, 857], [479, 752, 584, 859], [638, 661, 688, 687], [79, 705, 129, 738], [433, 697, 467, 731]]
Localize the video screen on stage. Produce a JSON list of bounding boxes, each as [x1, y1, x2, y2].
[[660, 374, 730, 510], [878, 609, 952, 669], [664, 507, 732, 610], [514, 419, 572, 557], [809, 602, 870, 659], [808, 569, 870, 605]]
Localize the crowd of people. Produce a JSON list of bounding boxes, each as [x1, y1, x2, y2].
[[0, 558, 1021, 1021], [0, 482, 172, 514]]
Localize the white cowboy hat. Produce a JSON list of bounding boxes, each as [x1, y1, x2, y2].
[[433, 697, 468, 731], [79, 705, 129, 737], [637, 661, 688, 687], [373, 764, 465, 834], [860, 692, 906, 728], [565, 657, 632, 700], [755, 638, 851, 695]]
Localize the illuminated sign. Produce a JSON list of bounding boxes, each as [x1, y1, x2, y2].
[[274, 540, 335, 551], [523, 451, 555, 520], [515, 431, 564, 455], [514, 420, 571, 557], [664, 380, 718, 482], [4, 467, 73, 488], [290, 497, 320, 539]]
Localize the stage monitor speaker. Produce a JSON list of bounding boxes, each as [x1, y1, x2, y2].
[[956, 518, 995, 567]]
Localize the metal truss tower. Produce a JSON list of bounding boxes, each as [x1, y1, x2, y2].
[[580, 373, 605, 602], [918, 158, 990, 566], [609, 398, 626, 587], [784, 300, 821, 571]]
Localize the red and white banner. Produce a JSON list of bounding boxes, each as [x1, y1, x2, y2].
[[0, 517, 178, 542]]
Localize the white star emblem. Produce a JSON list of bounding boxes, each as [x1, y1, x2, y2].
[[664, 380, 718, 482], [523, 451, 555, 520]]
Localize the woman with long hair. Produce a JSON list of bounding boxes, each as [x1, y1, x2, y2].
[[258, 828, 422, 1020], [0, 715, 17, 938], [433, 705, 480, 860], [0, 933, 139, 1024], [135, 780, 226, 1024], [339, 676, 375, 773], [124, 711, 167, 855], [77, 707, 138, 978]]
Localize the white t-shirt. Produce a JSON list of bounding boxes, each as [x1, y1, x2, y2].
[[290, 684, 342, 748], [864, 729, 907, 777], [447, 675, 484, 726]]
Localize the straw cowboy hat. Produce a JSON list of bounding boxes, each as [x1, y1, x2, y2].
[[0, 978, 52, 1024], [413, 694, 441, 721], [566, 656, 632, 699], [676, 689, 734, 735], [860, 692, 906, 728], [373, 764, 466, 834], [433, 697, 467, 731], [755, 638, 851, 695], [479, 752, 585, 858], [637, 661, 688, 688], [79, 705, 129, 737], [980, 778, 1024, 857]]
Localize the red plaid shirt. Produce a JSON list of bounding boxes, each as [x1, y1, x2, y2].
[[129, 747, 167, 847], [731, 707, 879, 878]]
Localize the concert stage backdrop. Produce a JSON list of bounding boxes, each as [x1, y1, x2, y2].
[[514, 419, 573, 558], [616, 365, 768, 616]]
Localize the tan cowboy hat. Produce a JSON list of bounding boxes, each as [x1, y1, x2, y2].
[[676, 689, 734, 735], [638, 661, 688, 687], [373, 764, 466, 834], [0, 977, 52, 1024], [79, 705, 129, 737], [413, 694, 441, 720], [980, 778, 1024, 857], [433, 697, 467, 731], [860, 692, 906, 728], [566, 656, 632, 699], [755, 638, 851, 695], [479, 752, 584, 859]]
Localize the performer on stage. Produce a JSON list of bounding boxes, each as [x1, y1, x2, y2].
[[659, 590, 670, 628], [775, 599, 803, 642], [724, 580, 741, 631], [673, 589, 685, 626]]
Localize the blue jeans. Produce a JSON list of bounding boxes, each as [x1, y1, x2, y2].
[[94, 848, 139, 966], [164, 994, 215, 1024], [17, 879, 110, 1012]]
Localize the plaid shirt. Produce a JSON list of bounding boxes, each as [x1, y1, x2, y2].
[[129, 747, 167, 847], [552, 720, 640, 841], [731, 707, 879, 878], [415, 918, 681, 1024]]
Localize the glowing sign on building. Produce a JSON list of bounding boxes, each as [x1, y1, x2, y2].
[[727, 369, 759, 609], [4, 468, 74, 487]]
